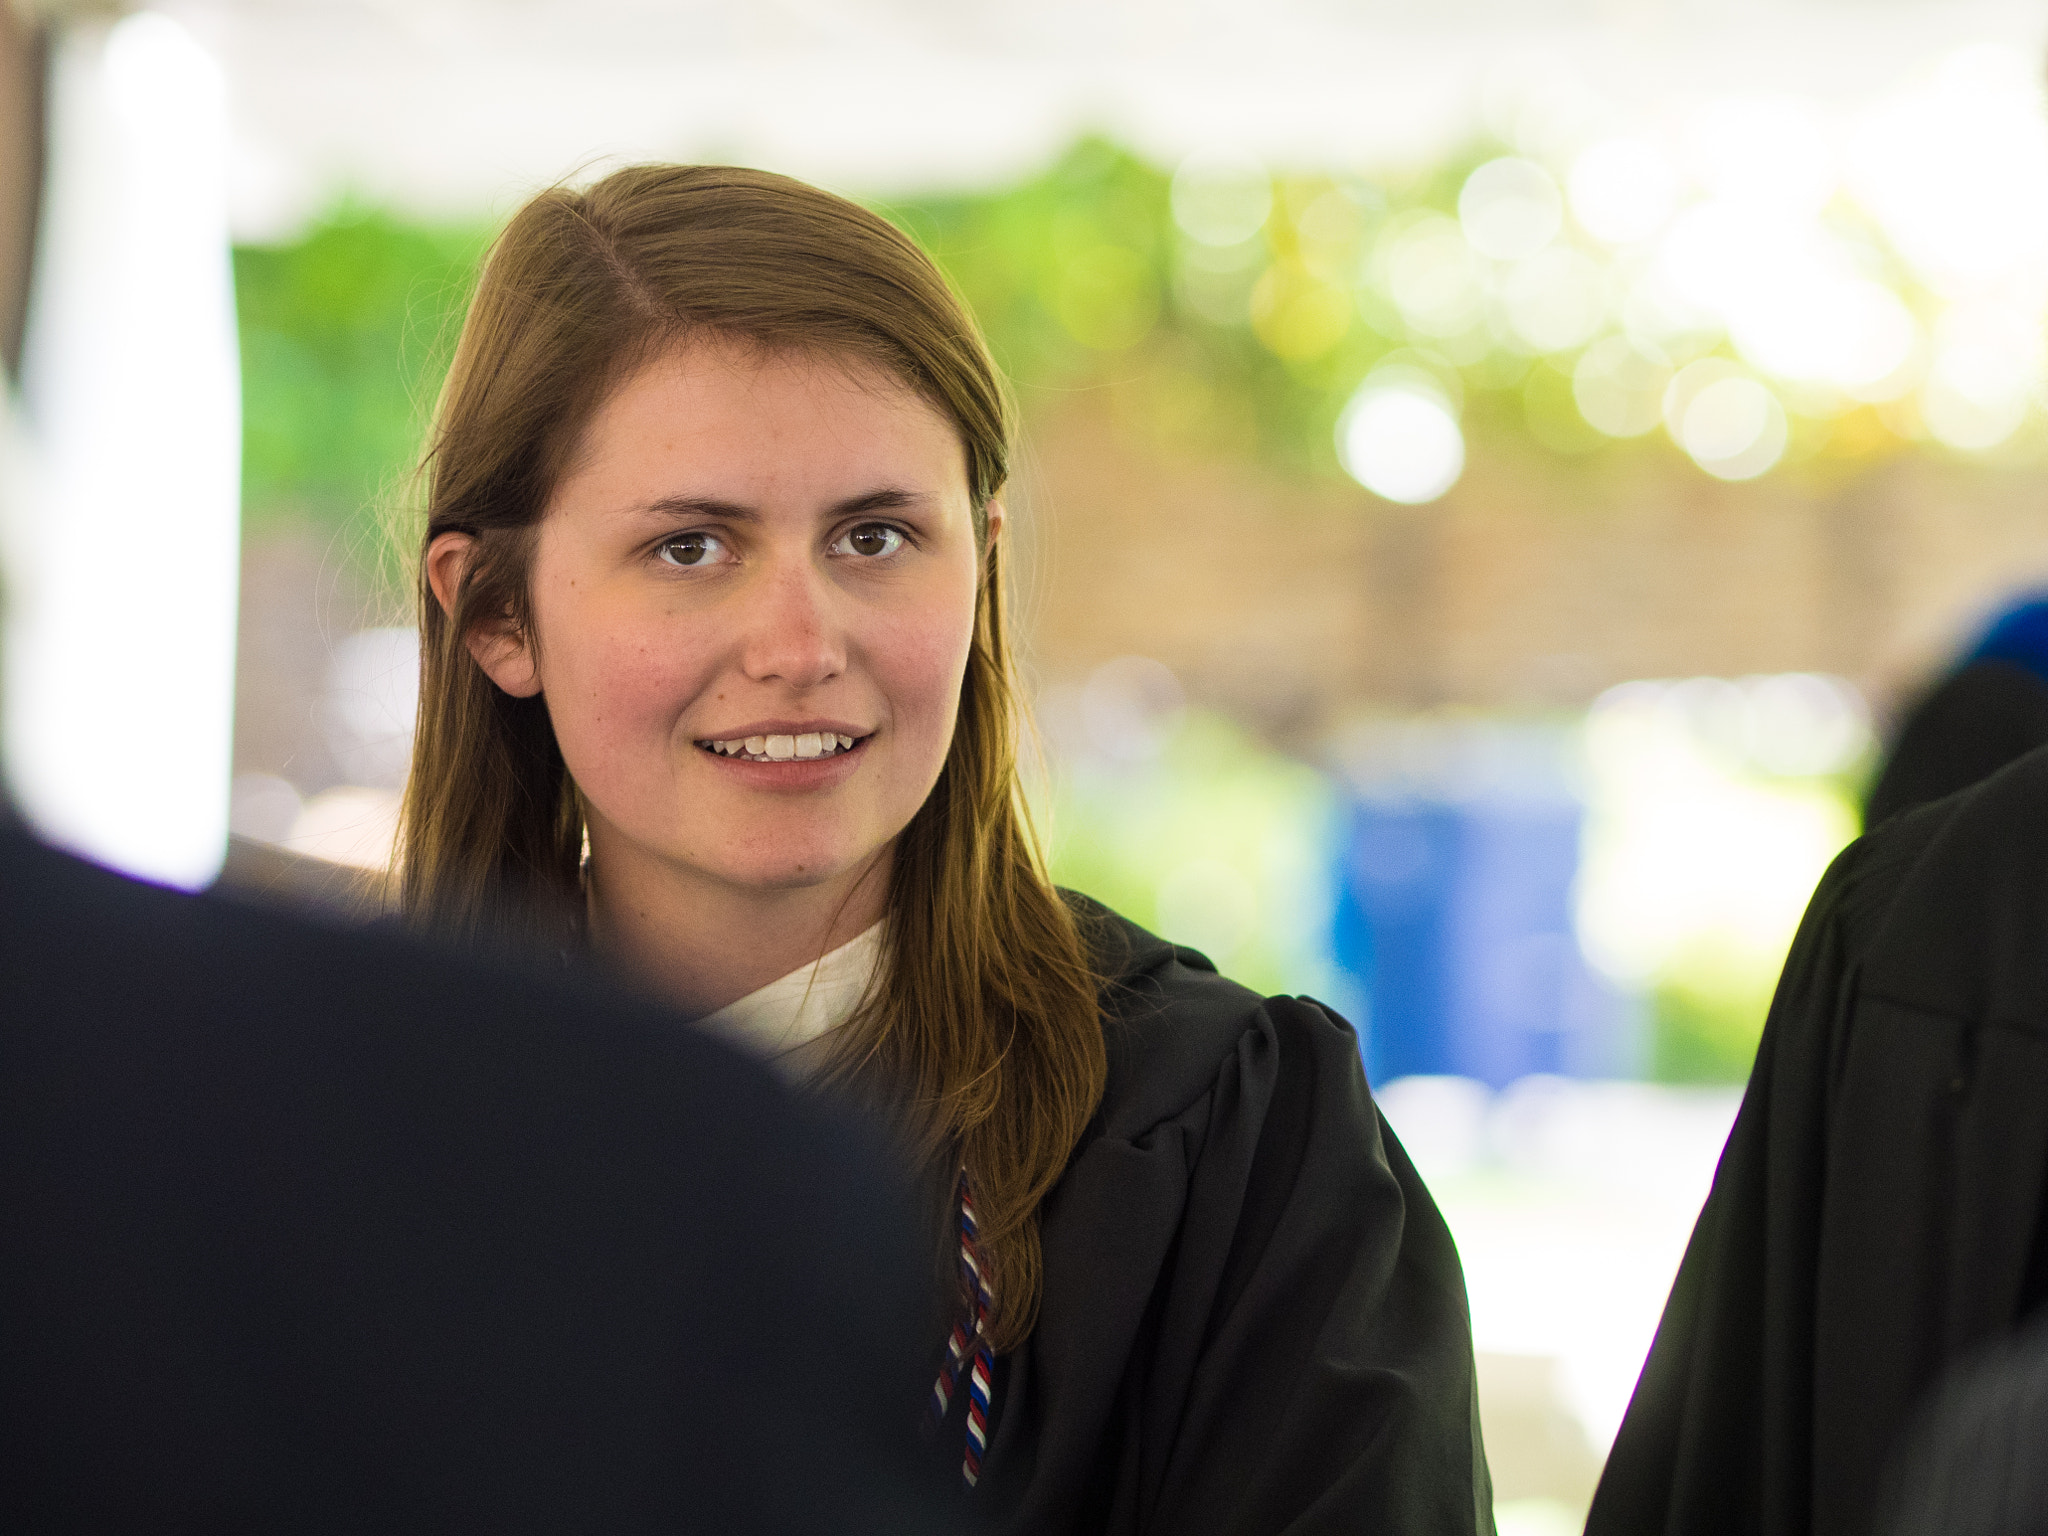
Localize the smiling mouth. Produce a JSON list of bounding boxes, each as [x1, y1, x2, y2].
[[697, 731, 864, 763]]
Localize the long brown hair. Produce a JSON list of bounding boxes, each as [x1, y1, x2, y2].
[[397, 164, 1106, 1352]]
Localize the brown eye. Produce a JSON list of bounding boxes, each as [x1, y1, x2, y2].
[[839, 524, 904, 558], [657, 531, 727, 567]]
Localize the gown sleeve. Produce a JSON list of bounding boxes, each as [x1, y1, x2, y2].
[[1131, 995, 1493, 1536]]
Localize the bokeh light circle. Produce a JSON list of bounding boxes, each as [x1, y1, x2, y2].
[[1665, 364, 1788, 480], [1501, 247, 1609, 354], [1743, 673, 1871, 776], [1380, 212, 1486, 337], [1621, 269, 1722, 365], [1829, 280, 1920, 397], [1171, 150, 1274, 247], [1686, 97, 1836, 216], [1921, 376, 2029, 451], [1574, 338, 1673, 437], [1459, 157, 1563, 261], [1919, 303, 2039, 450], [1251, 263, 1353, 359], [1569, 137, 1680, 245], [1337, 376, 1466, 504]]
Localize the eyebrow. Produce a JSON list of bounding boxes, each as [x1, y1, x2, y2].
[[630, 487, 931, 522]]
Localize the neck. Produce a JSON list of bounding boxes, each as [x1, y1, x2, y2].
[[584, 835, 890, 1019]]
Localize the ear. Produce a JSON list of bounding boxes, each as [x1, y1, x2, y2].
[[425, 530, 543, 699], [982, 497, 1006, 552]]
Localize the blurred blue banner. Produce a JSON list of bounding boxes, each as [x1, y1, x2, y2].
[[1332, 724, 1633, 1087]]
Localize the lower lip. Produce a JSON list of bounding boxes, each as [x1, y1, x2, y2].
[[695, 736, 870, 791]]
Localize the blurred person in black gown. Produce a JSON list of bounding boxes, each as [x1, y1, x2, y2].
[[1866, 594, 2048, 827], [1586, 742, 2048, 1536], [0, 810, 939, 1533]]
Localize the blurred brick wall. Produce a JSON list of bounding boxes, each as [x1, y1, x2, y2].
[[1014, 396, 2048, 734]]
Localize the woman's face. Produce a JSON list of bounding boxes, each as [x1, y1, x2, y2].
[[460, 338, 990, 908]]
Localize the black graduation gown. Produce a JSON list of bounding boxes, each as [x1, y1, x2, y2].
[[0, 822, 939, 1533], [1879, 1313, 2048, 1536], [947, 907, 1492, 1535], [1585, 745, 2048, 1536]]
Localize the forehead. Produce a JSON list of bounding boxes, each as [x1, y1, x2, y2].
[[559, 337, 970, 505]]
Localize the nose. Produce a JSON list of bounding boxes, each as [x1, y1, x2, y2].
[[737, 553, 846, 691]]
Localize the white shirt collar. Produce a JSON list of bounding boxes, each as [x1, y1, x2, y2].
[[692, 921, 885, 1072]]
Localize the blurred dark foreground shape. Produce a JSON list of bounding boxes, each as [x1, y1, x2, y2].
[[1879, 1315, 2048, 1536], [0, 817, 940, 1533]]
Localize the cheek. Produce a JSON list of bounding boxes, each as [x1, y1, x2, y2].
[[534, 592, 711, 764], [871, 585, 979, 740]]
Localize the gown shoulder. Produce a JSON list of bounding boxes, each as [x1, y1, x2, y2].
[[1065, 892, 1282, 1141], [986, 894, 1491, 1535], [1837, 741, 2048, 1023]]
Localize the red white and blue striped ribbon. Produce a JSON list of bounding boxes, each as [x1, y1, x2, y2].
[[928, 1167, 996, 1487]]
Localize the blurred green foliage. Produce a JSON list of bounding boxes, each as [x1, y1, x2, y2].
[[1044, 709, 1342, 999], [890, 136, 1491, 475], [1646, 946, 1777, 1089], [233, 207, 488, 547], [233, 135, 1956, 565], [230, 138, 1510, 554]]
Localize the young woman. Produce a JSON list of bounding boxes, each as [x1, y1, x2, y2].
[[398, 163, 1489, 1534]]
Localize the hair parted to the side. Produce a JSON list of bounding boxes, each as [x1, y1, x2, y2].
[[396, 163, 1107, 1352]]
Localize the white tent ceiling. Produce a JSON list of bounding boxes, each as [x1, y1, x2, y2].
[[142, 0, 2048, 239]]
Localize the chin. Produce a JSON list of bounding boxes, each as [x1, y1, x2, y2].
[[714, 849, 872, 894]]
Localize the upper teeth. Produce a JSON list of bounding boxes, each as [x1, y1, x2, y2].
[[704, 732, 856, 760]]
